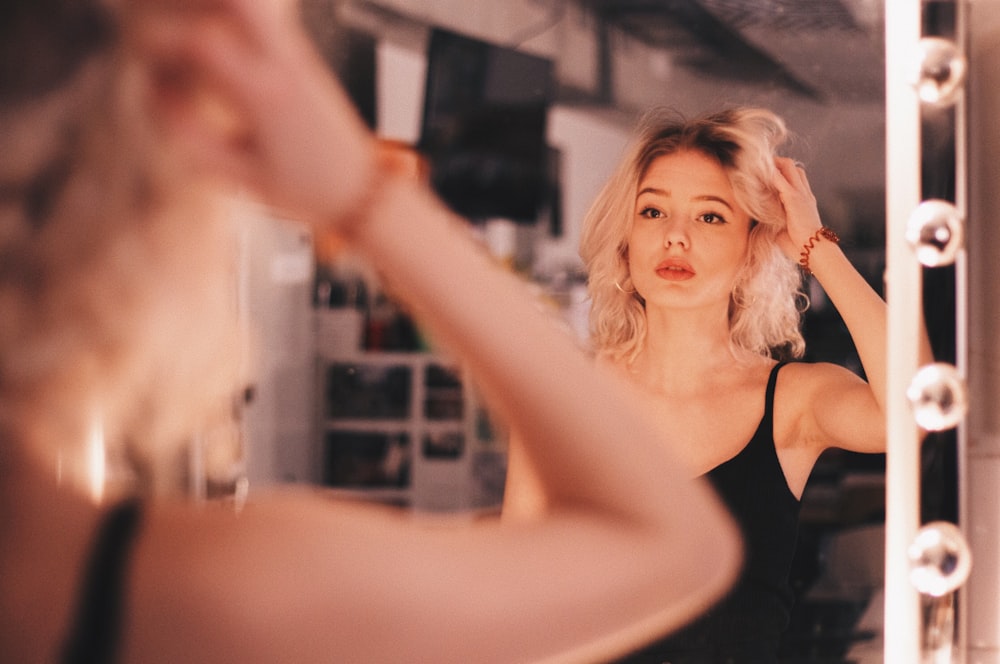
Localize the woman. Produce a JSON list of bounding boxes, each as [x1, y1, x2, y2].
[[504, 108, 930, 662], [0, 2, 741, 663]]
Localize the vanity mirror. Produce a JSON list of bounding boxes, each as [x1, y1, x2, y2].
[[288, 0, 986, 660]]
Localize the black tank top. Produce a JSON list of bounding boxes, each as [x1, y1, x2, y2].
[[616, 361, 801, 664]]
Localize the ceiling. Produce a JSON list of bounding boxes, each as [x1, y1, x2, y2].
[[574, 0, 885, 103]]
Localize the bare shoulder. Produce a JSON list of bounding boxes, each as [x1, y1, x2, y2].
[[770, 361, 867, 495], [778, 360, 867, 399], [133, 489, 412, 586], [774, 360, 882, 456], [125, 490, 416, 663], [773, 361, 866, 448]]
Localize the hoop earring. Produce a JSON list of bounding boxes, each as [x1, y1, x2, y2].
[[615, 279, 636, 294], [731, 284, 757, 310]]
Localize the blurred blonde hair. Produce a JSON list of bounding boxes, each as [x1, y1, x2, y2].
[[0, 2, 245, 488], [580, 107, 806, 365]]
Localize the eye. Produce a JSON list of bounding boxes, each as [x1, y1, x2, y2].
[[698, 212, 727, 225], [639, 206, 664, 219]]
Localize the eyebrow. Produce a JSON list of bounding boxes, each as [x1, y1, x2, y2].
[[636, 187, 735, 212]]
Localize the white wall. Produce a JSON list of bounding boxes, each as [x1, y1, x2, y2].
[[374, 30, 631, 264], [238, 205, 318, 488], [546, 106, 629, 259]]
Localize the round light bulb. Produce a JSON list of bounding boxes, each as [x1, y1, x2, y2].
[[906, 363, 968, 431], [910, 37, 967, 106], [905, 200, 964, 267], [909, 521, 972, 597]]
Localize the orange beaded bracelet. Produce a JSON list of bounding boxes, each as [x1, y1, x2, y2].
[[798, 227, 840, 275]]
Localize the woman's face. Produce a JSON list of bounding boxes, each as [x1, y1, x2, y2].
[[627, 149, 753, 313]]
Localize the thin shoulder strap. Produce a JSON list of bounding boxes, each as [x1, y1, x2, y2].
[[62, 498, 143, 664], [764, 361, 788, 421]]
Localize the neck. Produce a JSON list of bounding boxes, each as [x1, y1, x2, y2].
[[649, 300, 732, 352], [623, 303, 747, 390]]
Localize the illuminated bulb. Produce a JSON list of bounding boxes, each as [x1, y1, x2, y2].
[[908, 521, 972, 597], [905, 200, 964, 267], [87, 407, 107, 503], [906, 363, 968, 431], [910, 37, 967, 106]]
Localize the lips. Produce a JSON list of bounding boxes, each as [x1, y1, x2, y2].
[[655, 259, 695, 281]]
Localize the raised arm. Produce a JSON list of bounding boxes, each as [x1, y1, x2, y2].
[[772, 157, 933, 455], [129, 3, 741, 662]]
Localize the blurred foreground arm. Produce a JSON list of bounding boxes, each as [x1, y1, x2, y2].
[[130, 2, 741, 662]]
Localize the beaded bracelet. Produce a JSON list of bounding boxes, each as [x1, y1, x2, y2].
[[798, 227, 840, 275]]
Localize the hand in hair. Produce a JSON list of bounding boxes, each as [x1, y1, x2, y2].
[[133, 0, 377, 230], [771, 156, 824, 261]]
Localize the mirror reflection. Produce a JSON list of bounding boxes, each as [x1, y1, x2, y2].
[[236, 0, 959, 661]]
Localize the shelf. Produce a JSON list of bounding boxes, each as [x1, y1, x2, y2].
[[315, 348, 506, 512]]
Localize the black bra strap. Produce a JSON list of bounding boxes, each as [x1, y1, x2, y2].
[[62, 499, 142, 664]]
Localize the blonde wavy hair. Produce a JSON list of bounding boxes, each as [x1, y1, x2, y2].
[[0, 1, 245, 487], [580, 107, 806, 365]]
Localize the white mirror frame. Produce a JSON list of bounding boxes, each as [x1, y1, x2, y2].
[[883, 0, 925, 659]]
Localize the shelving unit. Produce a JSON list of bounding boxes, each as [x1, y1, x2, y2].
[[315, 341, 506, 513]]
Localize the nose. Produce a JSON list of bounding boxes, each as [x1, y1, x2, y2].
[[662, 217, 690, 249]]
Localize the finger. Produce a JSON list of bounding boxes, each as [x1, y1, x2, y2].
[[788, 158, 815, 194], [133, 14, 263, 182], [147, 60, 259, 185], [774, 156, 799, 179], [130, 0, 277, 42], [771, 157, 797, 191], [775, 157, 813, 195], [175, 0, 300, 55], [136, 17, 254, 130], [178, 121, 257, 189], [138, 11, 273, 129], [798, 167, 815, 195]]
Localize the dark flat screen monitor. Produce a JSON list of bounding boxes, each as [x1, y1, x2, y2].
[[419, 28, 554, 224]]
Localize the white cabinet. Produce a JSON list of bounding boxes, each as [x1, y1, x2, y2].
[[315, 337, 506, 513]]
